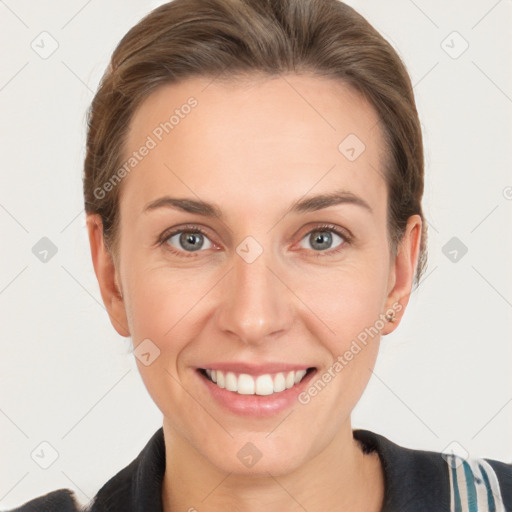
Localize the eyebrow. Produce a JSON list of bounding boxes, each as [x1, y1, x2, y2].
[[142, 189, 373, 219]]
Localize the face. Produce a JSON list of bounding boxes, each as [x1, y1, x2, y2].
[[88, 73, 421, 476]]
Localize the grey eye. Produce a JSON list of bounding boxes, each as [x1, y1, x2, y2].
[[167, 231, 213, 252], [299, 230, 344, 251]]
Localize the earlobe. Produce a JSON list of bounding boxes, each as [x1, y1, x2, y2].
[[381, 215, 423, 336], [86, 214, 130, 338]]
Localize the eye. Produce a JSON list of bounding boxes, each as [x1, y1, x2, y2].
[[159, 226, 214, 256], [157, 223, 352, 258], [298, 224, 350, 256]]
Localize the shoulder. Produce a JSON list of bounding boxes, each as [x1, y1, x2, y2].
[[5, 488, 83, 512], [5, 428, 166, 512], [353, 428, 512, 512]]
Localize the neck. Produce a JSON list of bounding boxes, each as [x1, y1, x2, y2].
[[161, 418, 385, 512]]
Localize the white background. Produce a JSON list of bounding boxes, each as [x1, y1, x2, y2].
[[0, 0, 511, 508]]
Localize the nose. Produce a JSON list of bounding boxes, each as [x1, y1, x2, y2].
[[215, 242, 293, 345]]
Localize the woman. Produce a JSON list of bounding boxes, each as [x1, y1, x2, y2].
[[9, 0, 511, 510]]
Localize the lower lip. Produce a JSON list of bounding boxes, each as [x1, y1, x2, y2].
[[196, 368, 317, 417]]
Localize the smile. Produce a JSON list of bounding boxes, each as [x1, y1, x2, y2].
[[199, 368, 315, 396]]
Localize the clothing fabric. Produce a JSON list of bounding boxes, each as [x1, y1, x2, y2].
[[6, 427, 511, 511]]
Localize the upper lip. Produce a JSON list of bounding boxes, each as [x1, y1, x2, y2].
[[196, 362, 315, 375]]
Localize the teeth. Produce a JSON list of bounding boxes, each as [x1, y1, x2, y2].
[[255, 374, 273, 395], [225, 371, 238, 392], [285, 371, 295, 389], [203, 368, 310, 395], [274, 372, 286, 392], [238, 374, 255, 394], [295, 369, 307, 383]]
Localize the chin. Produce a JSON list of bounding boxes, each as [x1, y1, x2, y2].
[[201, 434, 309, 477]]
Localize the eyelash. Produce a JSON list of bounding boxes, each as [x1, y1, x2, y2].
[[156, 223, 353, 259]]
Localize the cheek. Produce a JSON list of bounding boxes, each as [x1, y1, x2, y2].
[[295, 254, 390, 348], [124, 265, 217, 388], [123, 255, 203, 337], [293, 261, 388, 422], [124, 270, 199, 418]]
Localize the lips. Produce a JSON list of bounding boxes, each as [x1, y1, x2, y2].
[[196, 364, 318, 417]]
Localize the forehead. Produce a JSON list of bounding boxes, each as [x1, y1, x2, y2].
[[120, 74, 388, 217]]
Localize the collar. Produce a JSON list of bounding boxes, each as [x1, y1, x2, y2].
[[89, 427, 451, 511], [353, 429, 450, 511]]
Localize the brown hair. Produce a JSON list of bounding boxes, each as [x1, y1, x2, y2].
[[83, 0, 427, 287]]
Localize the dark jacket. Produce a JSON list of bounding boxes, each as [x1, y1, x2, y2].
[[5, 427, 512, 511]]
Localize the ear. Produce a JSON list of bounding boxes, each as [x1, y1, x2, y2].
[[86, 213, 130, 337], [381, 214, 422, 335]]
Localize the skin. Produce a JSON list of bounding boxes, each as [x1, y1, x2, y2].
[[87, 73, 421, 511]]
